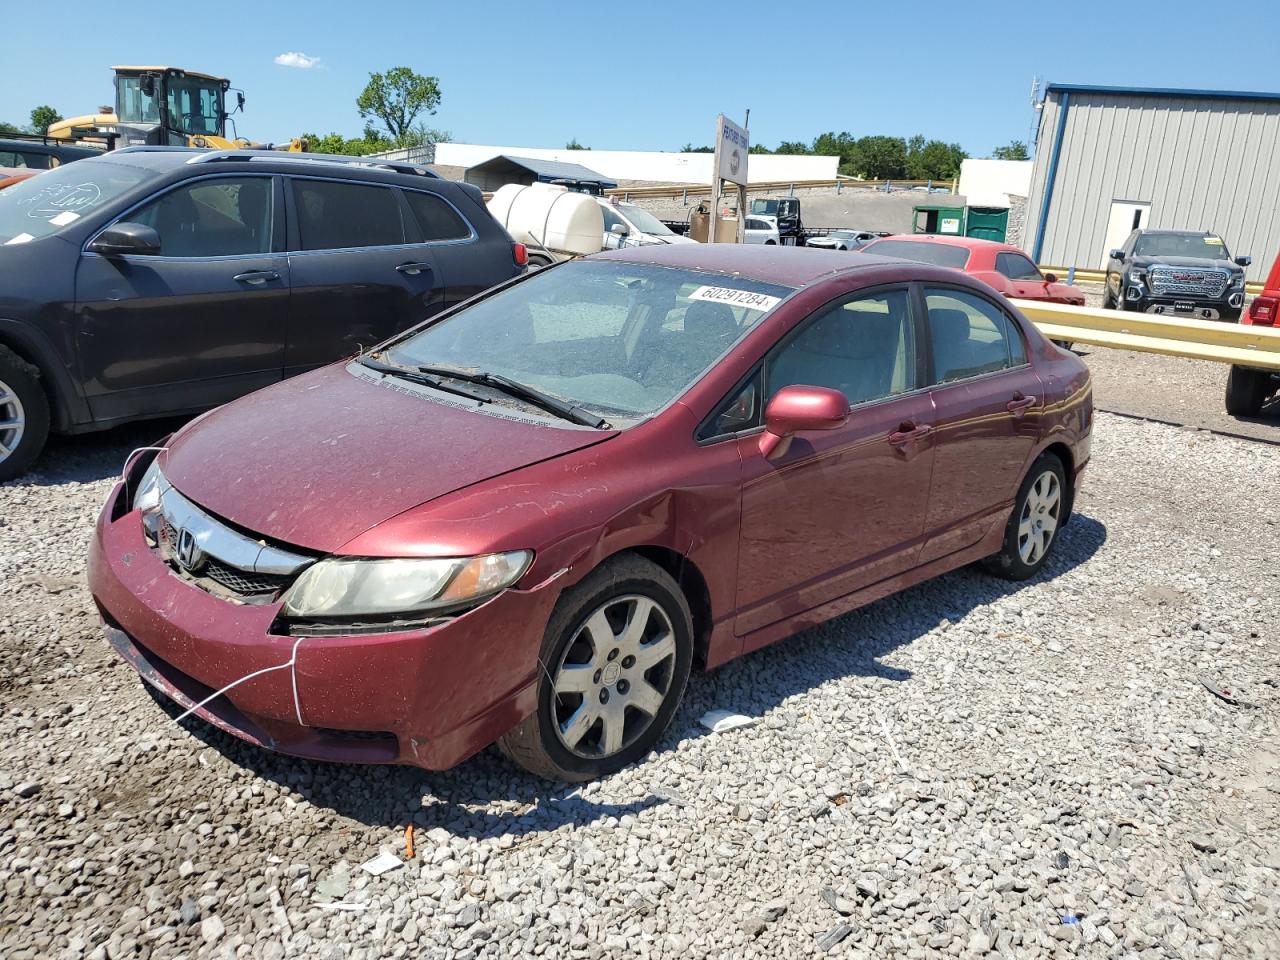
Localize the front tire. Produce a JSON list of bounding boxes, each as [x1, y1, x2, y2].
[[983, 453, 1067, 581], [499, 554, 693, 782], [1225, 365, 1271, 417], [0, 347, 50, 482]]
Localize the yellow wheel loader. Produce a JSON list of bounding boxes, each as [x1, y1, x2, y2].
[[48, 66, 307, 152]]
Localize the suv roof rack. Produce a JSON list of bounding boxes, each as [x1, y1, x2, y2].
[[186, 149, 440, 178]]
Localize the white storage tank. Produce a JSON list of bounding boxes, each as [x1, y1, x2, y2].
[[487, 183, 604, 256]]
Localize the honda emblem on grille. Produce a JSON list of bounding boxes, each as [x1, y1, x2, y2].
[[174, 527, 206, 573]]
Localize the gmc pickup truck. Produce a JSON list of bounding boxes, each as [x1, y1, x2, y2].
[[1104, 229, 1251, 322]]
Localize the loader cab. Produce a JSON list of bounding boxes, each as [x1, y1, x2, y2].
[[113, 67, 231, 146]]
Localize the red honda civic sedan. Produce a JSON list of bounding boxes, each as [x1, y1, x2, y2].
[[89, 245, 1092, 782]]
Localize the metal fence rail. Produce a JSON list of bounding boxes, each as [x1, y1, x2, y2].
[[1012, 299, 1280, 370]]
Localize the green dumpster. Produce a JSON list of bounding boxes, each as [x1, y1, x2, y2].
[[964, 207, 1009, 243], [912, 205, 966, 236]]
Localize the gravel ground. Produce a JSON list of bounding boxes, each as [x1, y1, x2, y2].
[[2, 410, 1279, 960]]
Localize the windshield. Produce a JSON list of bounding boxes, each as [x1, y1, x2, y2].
[[0, 160, 152, 244], [386, 260, 793, 420], [751, 199, 778, 216], [865, 239, 970, 269], [1134, 233, 1229, 260], [167, 76, 224, 136], [613, 202, 673, 236]]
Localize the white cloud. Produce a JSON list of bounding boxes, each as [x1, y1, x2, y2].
[[274, 51, 321, 70]]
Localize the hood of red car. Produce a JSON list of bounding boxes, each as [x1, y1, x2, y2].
[[161, 364, 615, 552]]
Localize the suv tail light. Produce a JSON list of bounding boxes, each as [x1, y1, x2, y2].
[[1247, 295, 1277, 325], [512, 242, 528, 267]]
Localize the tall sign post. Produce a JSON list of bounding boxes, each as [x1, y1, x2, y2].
[[708, 113, 749, 244]]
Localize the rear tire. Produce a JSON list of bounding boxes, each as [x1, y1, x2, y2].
[[1224, 365, 1271, 417], [498, 554, 693, 782], [983, 453, 1067, 581], [0, 347, 50, 482]]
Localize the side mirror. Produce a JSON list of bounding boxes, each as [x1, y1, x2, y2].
[[1043, 272, 1058, 284], [1235, 255, 1252, 267], [89, 221, 161, 257], [759, 385, 849, 460], [1109, 249, 1125, 262], [609, 223, 628, 236], [237, 91, 246, 112]]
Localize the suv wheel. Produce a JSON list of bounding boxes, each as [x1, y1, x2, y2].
[[499, 554, 693, 782], [1101, 285, 1116, 309], [1224, 365, 1272, 417], [0, 347, 50, 482], [983, 453, 1067, 581]]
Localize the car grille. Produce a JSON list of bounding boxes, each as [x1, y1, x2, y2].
[[1148, 266, 1229, 299], [203, 558, 293, 597]]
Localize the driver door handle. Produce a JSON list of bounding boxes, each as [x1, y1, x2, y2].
[[889, 422, 932, 445], [233, 270, 280, 285], [396, 261, 434, 276]]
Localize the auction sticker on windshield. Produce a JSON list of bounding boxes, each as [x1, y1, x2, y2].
[[688, 285, 781, 311]]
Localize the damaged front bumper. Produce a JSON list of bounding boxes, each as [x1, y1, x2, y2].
[[88, 479, 560, 770]]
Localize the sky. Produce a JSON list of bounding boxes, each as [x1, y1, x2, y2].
[[6, 0, 1280, 157]]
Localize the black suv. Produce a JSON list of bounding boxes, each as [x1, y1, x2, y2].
[[0, 134, 103, 170], [0, 147, 526, 478], [1103, 229, 1251, 322]]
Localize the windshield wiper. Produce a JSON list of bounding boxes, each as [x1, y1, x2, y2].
[[356, 356, 492, 404], [414, 364, 610, 429]]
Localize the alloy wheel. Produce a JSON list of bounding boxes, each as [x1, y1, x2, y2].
[[550, 594, 677, 759], [1017, 470, 1061, 565], [0, 377, 26, 466]]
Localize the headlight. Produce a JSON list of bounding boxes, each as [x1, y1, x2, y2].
[[132, 458, 165, 513], [1127, 268, 1146, 283], [280, 551, 532, 618]]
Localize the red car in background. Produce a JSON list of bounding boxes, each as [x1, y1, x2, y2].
[[1225, 252, 1280, 416], [861, 235, 1087, 307], [0, 169, 38, 191]]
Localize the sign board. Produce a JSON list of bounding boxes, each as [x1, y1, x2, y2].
[[714, 114, 749, 187]]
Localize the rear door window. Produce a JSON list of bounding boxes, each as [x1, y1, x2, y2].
[[925, 288, 1026, 384], [404, 190, 471, 242], [291, 179, 404, 251]]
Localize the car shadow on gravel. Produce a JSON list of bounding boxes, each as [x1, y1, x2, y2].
[[158, 513, 1108, 840]]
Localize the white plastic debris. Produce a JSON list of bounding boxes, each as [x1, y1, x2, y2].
[[698, 709, 758, 733], [360, 850, 403, 877]]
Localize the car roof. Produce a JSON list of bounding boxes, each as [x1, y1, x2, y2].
[[1138, 229, 1215, 237], [0, 138, 101, 159], [86, 146, 448, 184], [594, 243, 923, 287], [869, 233, 1015, 252]]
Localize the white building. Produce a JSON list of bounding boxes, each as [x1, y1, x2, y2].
[[957, 158, 1034, 209]]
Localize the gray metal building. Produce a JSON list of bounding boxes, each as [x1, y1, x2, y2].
[[1025, 83, 1280, 281]]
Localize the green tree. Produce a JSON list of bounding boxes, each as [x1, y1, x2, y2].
[[564, 138, 590, 150], [748, 143, 772, 154], [681, 142, 714, 153], [810, 131, 857, 174], [992, 140, 1029, 161], [773, 140, 811, 155], [0, 121, 21, 134], [356, 67, 442, 142], [29, 105, 62, 135], [905, 137, 967, 180], [848, 135, 908, 179]]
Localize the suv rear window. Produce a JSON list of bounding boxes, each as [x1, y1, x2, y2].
[[291, 179, 404, 251], [0, 159, 152, 244], [867, 239, 970, 269]]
